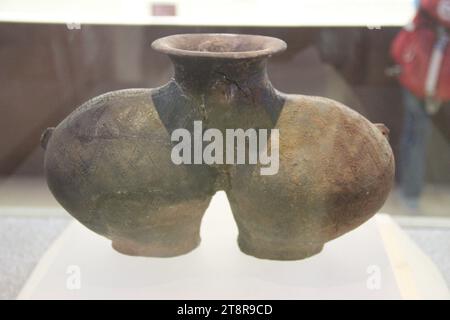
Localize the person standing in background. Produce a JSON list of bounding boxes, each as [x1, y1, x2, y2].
[[390, 0, 450, 213]]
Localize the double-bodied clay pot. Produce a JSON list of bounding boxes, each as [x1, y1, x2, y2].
[[42, 34, 394, 260]]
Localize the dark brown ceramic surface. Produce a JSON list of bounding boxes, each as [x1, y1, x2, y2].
[[42, 34, 394, 260]]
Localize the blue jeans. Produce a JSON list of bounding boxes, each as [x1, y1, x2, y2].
[[399, 90, 432, 200]]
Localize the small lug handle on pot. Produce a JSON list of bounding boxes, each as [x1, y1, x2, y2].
[[40, 127, 55, 150], [374, 123, 390, 140]]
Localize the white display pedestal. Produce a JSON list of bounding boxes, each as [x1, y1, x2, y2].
[[18, 192, 449, 299]]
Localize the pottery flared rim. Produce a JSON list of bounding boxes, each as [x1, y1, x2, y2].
[[151, 33, 287, 59]]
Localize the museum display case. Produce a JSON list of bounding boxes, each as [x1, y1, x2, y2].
[[0, 0, 448, 301]]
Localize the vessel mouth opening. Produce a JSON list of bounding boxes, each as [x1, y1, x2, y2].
[[151, 34, 287, 59]]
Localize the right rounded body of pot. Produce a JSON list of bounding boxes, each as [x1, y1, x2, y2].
[[226, 94, 395, 260]]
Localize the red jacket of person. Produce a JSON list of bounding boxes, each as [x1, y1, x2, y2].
[[391, 0, 450, 101]]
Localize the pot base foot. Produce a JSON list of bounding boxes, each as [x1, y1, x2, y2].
[[237, 235, 324, 260], [111, 236, 201, 257]]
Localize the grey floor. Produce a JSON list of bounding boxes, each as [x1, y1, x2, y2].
[[0, 216, 69, 300], [0, 216, 449, 300], [403, 228, 450, 289]]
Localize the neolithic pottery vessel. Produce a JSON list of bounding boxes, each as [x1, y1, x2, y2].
[[42, 34, 394, 260]]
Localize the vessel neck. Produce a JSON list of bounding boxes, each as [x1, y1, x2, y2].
[[151, 34, 287, 127], [170, 56, 272, 96]]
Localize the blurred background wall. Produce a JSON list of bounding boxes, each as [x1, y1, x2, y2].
[[0, 24, 449, 184]]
